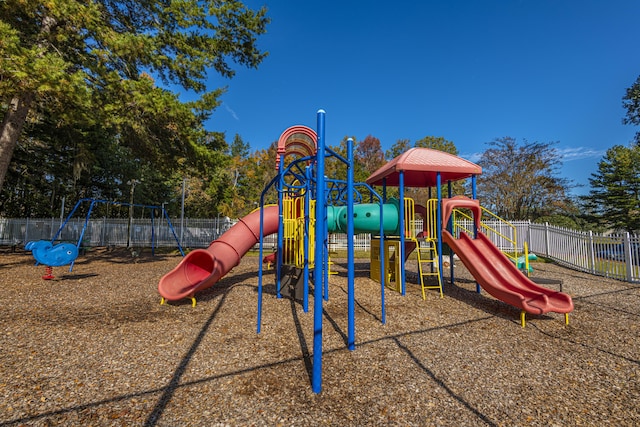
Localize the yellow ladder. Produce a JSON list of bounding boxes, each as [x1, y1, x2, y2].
[[414, 237, 443, 299]]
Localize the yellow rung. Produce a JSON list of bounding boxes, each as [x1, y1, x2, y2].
[[328, 257, 338, 275], [521, 311, 526, 328], [415, 237, 443, 299]]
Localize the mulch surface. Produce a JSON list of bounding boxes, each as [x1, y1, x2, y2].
[[0, 247, 638, 426]]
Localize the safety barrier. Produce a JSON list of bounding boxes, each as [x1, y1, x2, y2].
[[3, 216, 639, 283]]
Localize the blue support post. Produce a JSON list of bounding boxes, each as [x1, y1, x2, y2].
[[347, 138, 355, 350], [399, 170, 406, 296], [78, 200, 96, 248], [150, 208, 155, 256], [51, 198, 83, 244], [382, 178, 387, 203], [436, 173, 444, 286], [380, 182, 386, 325], [472, 175, 481, 293], [448, 181, 454, 283], [70, 200, 98, 271], [471, 176, 477, 200], [312, 109, 326, 394], [161, 208, 184, 256], [276, 156, 285, 298], [257, 198, 266, 333]]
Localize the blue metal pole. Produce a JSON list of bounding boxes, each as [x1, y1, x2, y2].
[[436, 173, 444, 286], [347, 137, 355, 350], [312, 109, 326, 394], [472, 175, 481, 293], [382, 178, 387, 203], [150, 208, 156, 256], [257, 197, 265, 333], [52, 198, 84, 243], [380, 184, 386, 325], [162, 208, 184, 256], [472, 175, 478, 227], [71, 199, 97, 271], [448, 181, 454, 284], [276, 155, 285, 298], [399, 171, 406, 295]]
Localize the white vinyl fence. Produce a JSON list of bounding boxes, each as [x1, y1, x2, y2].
[[527, 223, 640, 283], [2, 217, 639, 283]]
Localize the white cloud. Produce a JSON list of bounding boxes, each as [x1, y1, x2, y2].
[[224, 103, 239, 121], [460, 152, 482, 163], [556, 147, 606, 162], [461, 147, 606, 164]]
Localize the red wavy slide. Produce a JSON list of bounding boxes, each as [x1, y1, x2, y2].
[[158, 205, 279, 302], [442, 230, 573, 316]]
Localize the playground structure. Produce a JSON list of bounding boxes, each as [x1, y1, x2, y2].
[[364, 152, 574, 327], [157, 110, 574, 393], [26, 198, 184, 278]]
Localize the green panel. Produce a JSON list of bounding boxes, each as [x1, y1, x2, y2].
[[327, 203, 399, 234]]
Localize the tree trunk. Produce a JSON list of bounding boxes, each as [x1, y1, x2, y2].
[[0, 92, 35, 192], [0, 13, 55, 193]]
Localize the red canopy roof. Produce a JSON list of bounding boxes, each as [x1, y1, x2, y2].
[[365, 147, 482, 187]]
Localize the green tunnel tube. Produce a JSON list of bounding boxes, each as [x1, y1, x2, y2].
[[327, 201, 400, 235]]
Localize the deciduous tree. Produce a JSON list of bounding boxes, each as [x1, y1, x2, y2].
[[415, 135, 458, 154], [356, 135, 385, 179], [385, 138, 411, 161], [476, 137, 572, 221]]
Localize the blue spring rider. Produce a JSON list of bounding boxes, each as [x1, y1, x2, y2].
[[25, 240, 79, 280]]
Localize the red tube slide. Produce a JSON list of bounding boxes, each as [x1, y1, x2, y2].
[[158, 205, 279, 301]]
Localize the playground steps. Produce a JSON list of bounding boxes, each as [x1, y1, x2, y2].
[[414, 237, 443, 299]]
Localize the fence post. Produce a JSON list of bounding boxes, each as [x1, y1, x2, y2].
[[624, 232, 633, 282], [587, 230, 594, 274], [544, 222, 550, 258]]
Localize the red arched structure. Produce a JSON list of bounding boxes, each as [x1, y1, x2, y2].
[[276, 125, 317, 169]]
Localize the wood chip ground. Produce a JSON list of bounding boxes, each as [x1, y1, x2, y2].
[[0, 248, 638, 426]]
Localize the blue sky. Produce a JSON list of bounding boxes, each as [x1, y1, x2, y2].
[[202, 0, 640, 195]]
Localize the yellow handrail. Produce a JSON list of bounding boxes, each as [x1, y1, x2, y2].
[[403, 197, 417, 238], [424, 198, 519, 262], [452, 206, 519, 262], [426, 199, 439, 240]]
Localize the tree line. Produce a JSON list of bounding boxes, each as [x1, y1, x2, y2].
[[1, 1, 639, 233]]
